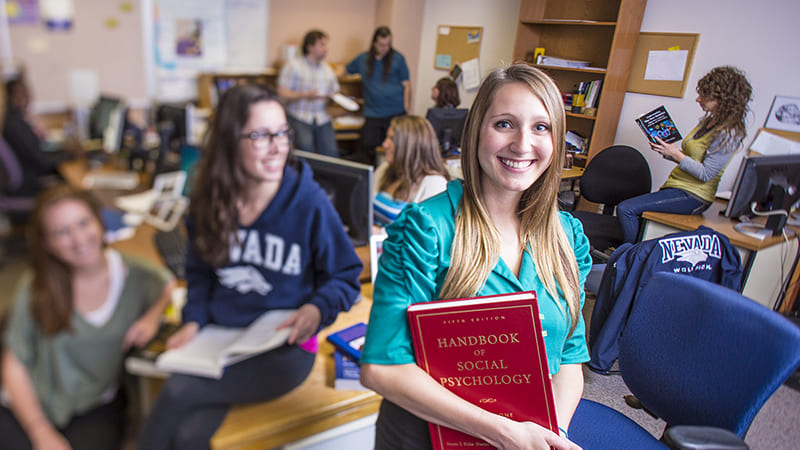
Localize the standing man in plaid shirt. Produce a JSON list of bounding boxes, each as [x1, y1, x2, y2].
[[278, 29, 340, 157]]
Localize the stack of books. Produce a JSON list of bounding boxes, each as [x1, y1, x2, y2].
[[538, 55, 590, 69], [327, 322, 368, 391]]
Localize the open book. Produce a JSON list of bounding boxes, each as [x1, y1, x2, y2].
[[155, 309, 295, 379]]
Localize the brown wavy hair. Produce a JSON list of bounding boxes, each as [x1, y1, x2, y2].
[[189, 84, 286, 266], [28, 184, 105, 335], [439, 64, 582, 337], [696, 66, 752, 151], [377, 115, 450, 200], [434, 77, 460, 108]]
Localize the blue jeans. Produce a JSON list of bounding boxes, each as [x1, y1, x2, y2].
[[288, 115, 338, 157], [617, 188, 711, 243]]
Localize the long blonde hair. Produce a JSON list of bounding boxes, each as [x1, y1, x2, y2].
[[378, 115, 450, 200], [439, 64, 582, 336]]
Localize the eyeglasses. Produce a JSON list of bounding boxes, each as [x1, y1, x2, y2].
[[241, 128, 293, 149]]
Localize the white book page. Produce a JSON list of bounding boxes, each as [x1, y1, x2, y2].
[[156, 326, 242, 378], [224, 309, 295, 357]]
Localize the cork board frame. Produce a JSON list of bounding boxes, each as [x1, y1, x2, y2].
[[627, 32, 699, 98], [434, 25, 483, 70]]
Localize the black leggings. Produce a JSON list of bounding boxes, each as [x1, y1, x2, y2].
[[0, 389, 126, 450], [374, 399, 433, 450]]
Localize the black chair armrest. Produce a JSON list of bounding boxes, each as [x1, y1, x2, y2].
[[558, 190, 577, 212], [663, 425, 748, 450]]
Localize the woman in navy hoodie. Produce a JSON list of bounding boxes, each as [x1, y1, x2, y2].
[[139, 85, 362, 449]]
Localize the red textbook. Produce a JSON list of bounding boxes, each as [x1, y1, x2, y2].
[[407, 291, 558, 449]]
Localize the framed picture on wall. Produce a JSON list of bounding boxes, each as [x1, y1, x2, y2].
[[765, 96, 800, 133]]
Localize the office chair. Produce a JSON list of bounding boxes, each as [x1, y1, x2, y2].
[[560, 145, 651, 262], [425, 108, 468, 156], [0, 136, 36, 224], [570, 272, 800, 449]]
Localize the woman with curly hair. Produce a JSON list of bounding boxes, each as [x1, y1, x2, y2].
[[617, 66, 753, 243], [373, 115, 450, 228]]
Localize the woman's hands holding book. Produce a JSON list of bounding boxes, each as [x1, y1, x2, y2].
[[166, 322, 200, 349], [650, 136, 685, 163], [491, 419, 580, 450], [281, 304, 322, 345]]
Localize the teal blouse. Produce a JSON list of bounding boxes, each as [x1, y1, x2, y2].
[[361, 180, 591, 375]]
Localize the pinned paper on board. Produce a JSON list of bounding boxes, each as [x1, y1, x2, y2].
[[644, 50, 688, 81], [439, 26, 450, 35], [435, 54, 452, 70], [749, 129, 800, 156], [467, 31, 480, 44], [461, 58, 481, 91]]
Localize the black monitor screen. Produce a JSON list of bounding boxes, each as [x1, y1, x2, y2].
[[426, 108, 468, 154], [155, 103, 188, 144], [725, 153, 800, 236], [294, 150, 373, 247], [89, 96, 122, 140]]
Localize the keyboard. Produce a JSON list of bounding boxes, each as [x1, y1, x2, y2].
[[154, 228, 187, 279]]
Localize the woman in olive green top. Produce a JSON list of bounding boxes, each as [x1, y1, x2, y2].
[[0, 185, 174, 450], [618, 66, 753, 243]]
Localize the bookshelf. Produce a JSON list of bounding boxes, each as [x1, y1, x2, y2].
[[513, 0, 647, 161]]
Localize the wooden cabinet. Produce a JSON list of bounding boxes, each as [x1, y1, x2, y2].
[[513, 0, 646, 161]]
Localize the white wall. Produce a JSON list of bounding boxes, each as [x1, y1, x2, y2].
[[410, 0, 521, 116], [614, 0, 800, 192]]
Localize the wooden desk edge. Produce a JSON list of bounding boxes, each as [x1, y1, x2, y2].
[[642, 202, 798, 251]]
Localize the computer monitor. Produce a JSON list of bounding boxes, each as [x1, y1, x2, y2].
[[426, 107, 469, 155], [154, 103, 191, 174], [102, 103, 127, 153], [293, 150, 373, 247], [89, 95, 122, 140], [724, 153, 800, 238]]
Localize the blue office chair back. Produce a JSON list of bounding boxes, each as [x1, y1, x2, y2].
[[620, 271, 800, 437]]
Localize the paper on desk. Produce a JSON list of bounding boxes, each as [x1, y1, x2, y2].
[[115, 189, 159, 213], [462, 58, 481, 91], [749, 130, 800, 156]]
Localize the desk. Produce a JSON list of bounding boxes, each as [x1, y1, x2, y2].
[[641, 201, 799, 310], [211, 286, 379, 450]]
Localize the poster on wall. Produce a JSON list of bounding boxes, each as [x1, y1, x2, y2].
[[40, 0, 73, 30], [765, 96, 800, 133], [154, 0, 226, 101], [6, 0, 40, 24]]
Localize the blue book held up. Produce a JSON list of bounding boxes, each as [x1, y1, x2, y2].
[[326, 322, 367, 363]]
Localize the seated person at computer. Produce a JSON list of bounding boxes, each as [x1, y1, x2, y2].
[[373, 115, 449, 230], [277, 29, 340, 157], [617, 66, 753, 243], [426, 77, 468, 155], [2, 77, 73, 197], [1, 184, 174, 450], [360, 64, 589, 449], [139, 85, 362, 449], [428, 77, 460, 110]]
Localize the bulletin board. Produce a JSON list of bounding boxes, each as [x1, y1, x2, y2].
[[627, 32, 699, 98], [433, 25, 483, 70]]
